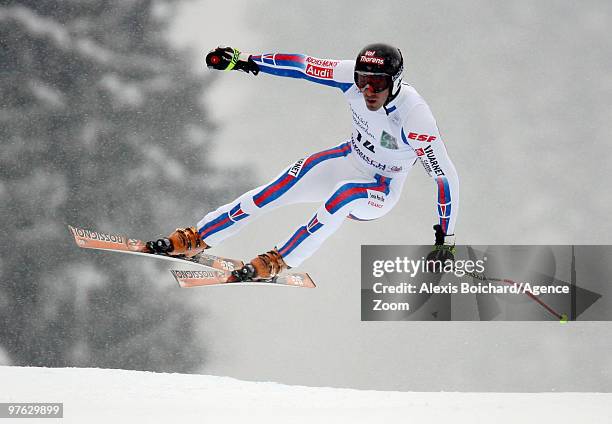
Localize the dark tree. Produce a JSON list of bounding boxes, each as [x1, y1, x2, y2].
[[0, 0, 249, 371]]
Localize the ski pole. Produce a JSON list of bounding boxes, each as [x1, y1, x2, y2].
[[465, 271, 568, 322]]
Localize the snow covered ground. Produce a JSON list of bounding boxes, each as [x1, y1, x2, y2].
[[0, 367, 610, 423]]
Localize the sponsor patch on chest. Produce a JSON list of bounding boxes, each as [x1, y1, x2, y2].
[[380, 130, 398, 150], [407, 132, 437, 143]]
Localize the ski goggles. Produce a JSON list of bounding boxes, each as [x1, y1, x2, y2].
[[354, 72, 391, 93]]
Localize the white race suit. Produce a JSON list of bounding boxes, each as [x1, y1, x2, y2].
[[197, 52, 459, 268]]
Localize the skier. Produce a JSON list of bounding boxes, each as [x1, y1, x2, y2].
[[148, 44, 459, 281]]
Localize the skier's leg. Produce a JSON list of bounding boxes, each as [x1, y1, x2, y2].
[[197, 141, 352, 247], [276, 174, 405, 268], [225, 171, 412, 280]]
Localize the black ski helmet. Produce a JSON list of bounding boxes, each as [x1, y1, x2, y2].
[[354, 43, 404, 101]]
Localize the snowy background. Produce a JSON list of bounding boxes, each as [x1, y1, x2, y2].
[[1, 0, 611, 406]]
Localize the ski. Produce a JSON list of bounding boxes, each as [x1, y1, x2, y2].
[[68, 225, 316, 288], [68, 225, 244, 272], [170, 269, 316, 288]]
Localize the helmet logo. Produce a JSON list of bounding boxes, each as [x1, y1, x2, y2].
[[360, 50, 384, 65], [354, 44, 404, 102], [391, 64, 404, 81]]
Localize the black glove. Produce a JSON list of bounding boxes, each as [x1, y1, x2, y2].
[[205, 46, 259, 75], [426, 225, 456, 272]]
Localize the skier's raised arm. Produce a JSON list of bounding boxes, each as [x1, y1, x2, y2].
[[205, 46, 355, 92], [402, 104, 459, 238]]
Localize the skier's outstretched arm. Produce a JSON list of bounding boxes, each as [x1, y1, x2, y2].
[[205, 46, 355, 92], [403, 104, 460, 237]]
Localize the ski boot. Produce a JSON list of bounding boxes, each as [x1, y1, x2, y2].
[[232, 249, 288, 281], [147, 226, 208, 257]]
